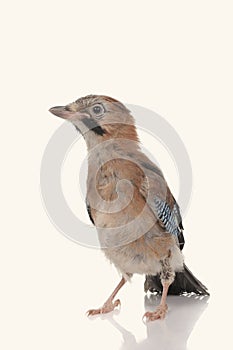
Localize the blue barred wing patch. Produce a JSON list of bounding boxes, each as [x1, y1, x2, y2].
[[154, 197, 181, 236]]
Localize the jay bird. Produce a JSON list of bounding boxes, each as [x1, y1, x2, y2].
[[49, 95, 209, 321]]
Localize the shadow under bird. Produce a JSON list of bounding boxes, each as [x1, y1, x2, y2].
[[49, 95, 209, 322]]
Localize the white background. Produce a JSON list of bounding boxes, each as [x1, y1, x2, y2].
[[1, 1, 233, 349]]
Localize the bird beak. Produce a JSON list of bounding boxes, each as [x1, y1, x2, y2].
[[49, 106, 75, 119], [49, 106, 90, 122]]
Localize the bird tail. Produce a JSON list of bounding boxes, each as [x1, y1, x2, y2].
[[144, 264, 209, 296]]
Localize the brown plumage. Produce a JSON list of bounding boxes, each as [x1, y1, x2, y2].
[[49, 95, 209, 322]]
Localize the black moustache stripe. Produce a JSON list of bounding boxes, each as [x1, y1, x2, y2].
[[74, 125, 82, 133], [81, 117, 106, 136]]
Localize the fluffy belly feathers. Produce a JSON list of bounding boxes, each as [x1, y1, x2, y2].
[[103, 234, 184, 279]]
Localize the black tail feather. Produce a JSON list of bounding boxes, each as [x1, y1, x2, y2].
[[144, 264, 209, 296]]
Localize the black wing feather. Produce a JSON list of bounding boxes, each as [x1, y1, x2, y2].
[[86, 200, 95, 225]]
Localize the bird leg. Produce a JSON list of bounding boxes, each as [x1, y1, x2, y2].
[[143, 281, 170, 321], [143, 257, 175, 321], [87, 276, 126, 316]]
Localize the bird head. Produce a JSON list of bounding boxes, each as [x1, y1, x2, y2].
[[49, 95, 139, 148]]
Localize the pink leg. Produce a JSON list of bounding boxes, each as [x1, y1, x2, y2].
[[143, 281, 170, 321], [87, 277, 126, 316]]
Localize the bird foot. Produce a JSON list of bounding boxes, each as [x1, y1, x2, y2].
[[86, 299, 121, 317], [143, 304, 168, 322]]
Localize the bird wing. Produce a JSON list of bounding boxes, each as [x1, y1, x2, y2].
[[137, 155, 185, 250]]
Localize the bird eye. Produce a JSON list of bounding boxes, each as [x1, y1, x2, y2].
[[92, 104, 104, 117]]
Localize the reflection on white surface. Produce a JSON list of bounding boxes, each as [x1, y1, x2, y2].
[[105, 294, 209, 350]]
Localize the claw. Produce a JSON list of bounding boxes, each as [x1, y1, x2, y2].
[[113, 299, 121, 309]]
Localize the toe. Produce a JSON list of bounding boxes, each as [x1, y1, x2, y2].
[[142, 305, 168, 322], [86, 308, 101, 316], [143, 312, 160, 322], [87, 299, 122, 317]]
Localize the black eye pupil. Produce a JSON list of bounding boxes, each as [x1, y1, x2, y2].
[[93, 106, 102, 114]]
